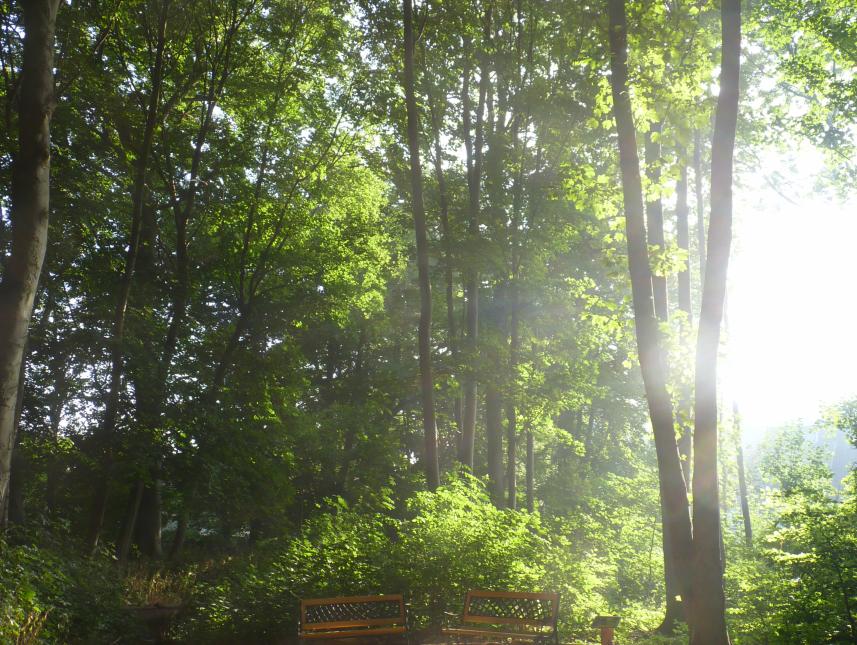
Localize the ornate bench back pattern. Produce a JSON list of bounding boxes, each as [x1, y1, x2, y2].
[[301, 594, 406, 632]]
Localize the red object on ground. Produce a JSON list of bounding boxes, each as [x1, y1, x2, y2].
[[600, 625, 614, 645]]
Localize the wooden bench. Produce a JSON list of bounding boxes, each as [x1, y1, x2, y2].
[[442, 591, 559, 645], [299, 594, 408, 643]]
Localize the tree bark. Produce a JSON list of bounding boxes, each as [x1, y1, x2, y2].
[[0, 0, 60, 527], [645, 125, 668, 321], [689, 0, 740, 642], [675, 161, 694, 490], [459, 26, 489, 469], [733, 403, 752, 547], [505, 396, 517, 509], [403, 0, 439, 490], [427, 89, 462, 435], [116, 480, 144, 564], [606, 0, 693, 612], [694, 130, 706, 285], [134, 480, 163, 558], [525, 424, 534, 512], [486, 384, 504, 506], [8, 337, 29, 525]]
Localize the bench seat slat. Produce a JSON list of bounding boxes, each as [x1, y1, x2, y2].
[[303, 618, 403, 630], [442, 627, 551, 640], [302, 626, 407, 639]]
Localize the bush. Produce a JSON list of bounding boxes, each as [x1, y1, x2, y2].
[[175, 474, 609, 642], [0, 530, 143, 643]]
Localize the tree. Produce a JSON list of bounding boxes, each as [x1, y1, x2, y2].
[[402, 0, 439, 490], [689, 0, 740, 640], [606, 0, 694, 619], [0, 0, 60, 527]]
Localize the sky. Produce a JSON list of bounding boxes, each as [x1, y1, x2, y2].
[[725, 145, 857, 443]]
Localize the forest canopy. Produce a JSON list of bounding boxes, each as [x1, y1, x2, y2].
[[1, 0, 856, 643]]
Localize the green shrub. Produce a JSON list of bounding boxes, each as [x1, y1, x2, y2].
[[175, 475, 608, 642], [0, 532, 142, 643]]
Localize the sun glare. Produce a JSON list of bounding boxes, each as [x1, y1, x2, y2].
[[726, 145, 857, 441]]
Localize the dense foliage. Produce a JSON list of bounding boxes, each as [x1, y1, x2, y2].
[[1, 0, 856, 643]]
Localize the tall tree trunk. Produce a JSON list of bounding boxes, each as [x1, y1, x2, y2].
[[486, 384, 504, 505], [689, 0, 740, 642], [676, 161, 693, 484], [645, 124, 668, 320], [505, 389, 517, 509], [459, 25, 489, 469], [403, 0, 439, 490], [606, 0, 693, 612], [733, 403, 752, 546], [427, 90, 461, 435], [8, 337, 28, 525], [525, 424, 534, 512], [506, 117, 524, 509], [116, 480, 144, 564], [134, 481, 163, 557], [677, 163, 692, 320], [694, 130, 706, 285], [0, 0, 60, 527], [87, 0, 169, 550]]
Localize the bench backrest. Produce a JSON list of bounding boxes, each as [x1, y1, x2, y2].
[[461, 591, 559, 630], [300, 594, 406, 633]]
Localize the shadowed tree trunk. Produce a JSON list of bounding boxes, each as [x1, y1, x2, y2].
[[403, 0, 439, 490], [486, 384, 504, 505], [116, 480, 144, 563], [427, 89, 461, 434], [676, 160, 693, 484], [8, 337, 28, 525], [606, 0, 694, 623], [0, 0, 61, 527], [734, 402, 752, 547], [645, 124, 668, 320], [689, 0, 740, 641], [525, 423, 534, 512], [459, 22, 489, 469], [694, 130, 706, 285]]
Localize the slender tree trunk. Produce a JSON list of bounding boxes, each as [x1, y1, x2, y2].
[[87, 0, 169, 550], [689, 0, 740, 642], [0, 0, 60, 527], [486, 384, 504, 505], [428, 91, 461, 435], [505, 396, 517, 509], [694, 131, 706, 285], [645, 124, 668, 320], [403, 0, 439, 490], [676, 161, 693, 484], [733, 403, 751, 546], [525, 424, 534, 512], [134, 481, 163, 557], [677, 163, 692, 319], [506, 132, 523, 508], [8, 338, 28, 525], [116, 480, 144, 564], [606, 0, 694, 611], [459, 28, 488, 469], [168, 510, 188, 560]]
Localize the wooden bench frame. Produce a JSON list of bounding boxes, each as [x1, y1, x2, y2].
[[442, 591, 560, 645], [299, 594, 409, 643]]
